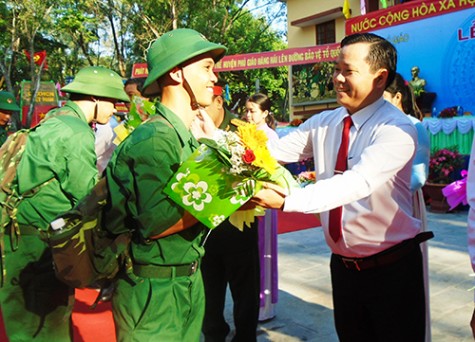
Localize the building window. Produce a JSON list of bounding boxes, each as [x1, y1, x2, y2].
[[316, 20, 335, 45]]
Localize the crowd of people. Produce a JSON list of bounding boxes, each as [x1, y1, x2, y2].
[[0, 26, 473, 342]]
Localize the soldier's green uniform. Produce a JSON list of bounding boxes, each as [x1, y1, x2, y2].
[[103, 28, 226, 341], [0, 67, 128, 341], [0, 102, 97, 341], [0, 91, 20, 146], [105, 104, 206, 340]]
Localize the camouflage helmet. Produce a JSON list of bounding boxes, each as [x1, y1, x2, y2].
[[0, 91, 20, 112], [143, 29, 227, 97], [61, 66, 129, 102]]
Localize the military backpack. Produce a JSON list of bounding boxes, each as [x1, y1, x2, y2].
[[0, 124, 59, 286], [45, 177, 131, 290]]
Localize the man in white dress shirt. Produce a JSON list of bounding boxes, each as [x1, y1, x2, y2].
[[253, 33, 432, 341]]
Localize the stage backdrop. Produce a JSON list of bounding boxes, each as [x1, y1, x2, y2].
[[346, 1, 475, 116]]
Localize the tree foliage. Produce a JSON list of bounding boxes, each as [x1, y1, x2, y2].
[[0, 0, 290, 124]]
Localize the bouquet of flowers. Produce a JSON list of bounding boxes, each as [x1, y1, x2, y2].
[[113, 96, 156, 145], [164, 123, 299, 229]]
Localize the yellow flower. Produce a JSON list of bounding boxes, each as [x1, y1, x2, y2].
[[238, 123, 278, 175], [253, 146, 278, 174], [238, 124, 268, 150]]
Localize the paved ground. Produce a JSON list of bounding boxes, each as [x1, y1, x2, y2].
[[219, 209, 474, 341]]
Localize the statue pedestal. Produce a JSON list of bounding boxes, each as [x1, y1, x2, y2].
[[416, 92, 437, 115]]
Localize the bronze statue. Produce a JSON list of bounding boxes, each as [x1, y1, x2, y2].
[[409, 66, 426, 97]]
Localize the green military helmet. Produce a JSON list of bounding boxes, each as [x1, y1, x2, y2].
[[61, 66, 129, 102], [0, 91, 20, 112], [143, 28, 227, 97]]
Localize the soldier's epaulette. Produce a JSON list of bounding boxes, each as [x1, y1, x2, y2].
[[230, 118, 247, 127]]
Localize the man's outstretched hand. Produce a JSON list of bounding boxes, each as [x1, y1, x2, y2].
[[191, 108, 216, 140], [250, 182, 287, 210]]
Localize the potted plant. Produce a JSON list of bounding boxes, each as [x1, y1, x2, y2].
[[424, 147, 465, 212]]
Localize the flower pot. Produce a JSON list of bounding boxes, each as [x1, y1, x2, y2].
[[423, 183, 451, 213]]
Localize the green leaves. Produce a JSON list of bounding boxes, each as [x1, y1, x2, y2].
[[198, 137, 233, 168], [2, 0, 288, 120]]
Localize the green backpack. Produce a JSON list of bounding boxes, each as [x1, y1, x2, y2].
[[45, 177, 132, 290], [0, 123, 130, 292], [44, 114, 171, 290]]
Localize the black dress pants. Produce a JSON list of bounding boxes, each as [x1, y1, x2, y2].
[[330, 246, 425, 342], [201, 220, 260, 342]]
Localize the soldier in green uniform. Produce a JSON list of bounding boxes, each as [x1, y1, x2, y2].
[[0, 66, 129, 341], [103, 28, 226, 341], [0, 91, 20, 145]]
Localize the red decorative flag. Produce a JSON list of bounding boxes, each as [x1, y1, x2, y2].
[[24, 50, 48, 69]]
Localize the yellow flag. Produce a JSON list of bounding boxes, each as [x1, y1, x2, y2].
[[343, 0, 351, 19], [113, 123, 130, 145]]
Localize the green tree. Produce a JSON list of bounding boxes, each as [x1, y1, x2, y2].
[[0, 0, 289, 123], [191, 1, 288, 120], [5, 0, 56, 127]]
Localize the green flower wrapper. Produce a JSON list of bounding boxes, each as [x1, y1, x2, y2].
[[164, 141, 299, 229], [113, 97, 156, 145]]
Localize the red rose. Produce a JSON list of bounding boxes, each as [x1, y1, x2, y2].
[[242, 149, 256, 164]]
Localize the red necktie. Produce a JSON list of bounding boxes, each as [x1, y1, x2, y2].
[[329, 116, 353, 242]]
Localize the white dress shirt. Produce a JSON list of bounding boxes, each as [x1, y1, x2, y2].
[[269, 97, 421, 257]]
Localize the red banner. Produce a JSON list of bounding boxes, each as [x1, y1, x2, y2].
[[346, 0, 475, 35], [115, 102, 129, 114], [129, 45, 340, 74], [214, 43, 341, 72], [131, 63, 148, 78]]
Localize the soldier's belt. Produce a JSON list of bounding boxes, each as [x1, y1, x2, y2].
[[133, 260, 199, 279]]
